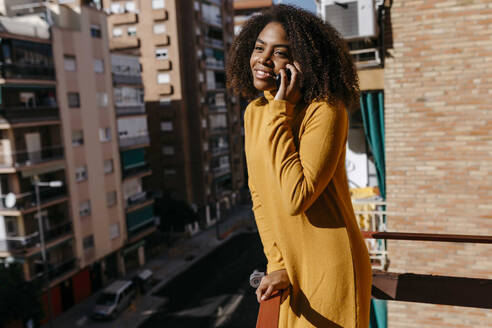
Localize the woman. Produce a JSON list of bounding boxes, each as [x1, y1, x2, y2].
[[226, 5, 372, 328]]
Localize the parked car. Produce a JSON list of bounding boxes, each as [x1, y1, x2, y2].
[[132, 269, 154, 294], [91, 280, 135, 320]]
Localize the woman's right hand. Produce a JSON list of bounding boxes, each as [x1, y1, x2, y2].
[[256, 269, 290, 302]]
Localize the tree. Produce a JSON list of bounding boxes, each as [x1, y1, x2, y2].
[[0, 263, 43, 327]]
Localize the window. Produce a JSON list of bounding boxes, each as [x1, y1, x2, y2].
[[152, 0, 165, 9], [160, 121, 173, 131], [164, 169, 176, 175], [110, 3, 123, 13], [153, 24, 166, 34], [80, 200, 91, 217], [75, 165, 87, 182], [104, 159, 114, 174], [112, 28, 123, 38], [64, 55, 76, 71], [93, 59, 104, 73], [125, 2, 136, 12], [83, 235, 94, 250], [202, 118, 207, 128], [107, 191, 117, 207], [109, 223, 120, 239], [127, 26, 137, 37], [67, 92, 80, 108], [72, 130, 84, 146], [157, 73, 170, 84], [90, 25, 102, 38], [203, 142, 209, 151], [98, 92, 108, 107], [99, 127, 111, 142], [155, 48, 168, 60], [162, 146, 174, 155]]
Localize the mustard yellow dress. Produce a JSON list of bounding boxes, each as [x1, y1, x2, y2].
[[244, 91, 372, 327]]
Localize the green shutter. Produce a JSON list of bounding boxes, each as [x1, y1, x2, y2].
[[126, 204, 155, 232], [121, 148, 146, 170]]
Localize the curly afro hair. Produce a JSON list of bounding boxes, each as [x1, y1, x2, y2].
[[226, 4, 360, 111]]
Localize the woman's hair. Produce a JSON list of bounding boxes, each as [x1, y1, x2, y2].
[[226, 4, 360, 111]]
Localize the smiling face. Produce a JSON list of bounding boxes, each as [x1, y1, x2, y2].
[[250, 22, 291, 91]]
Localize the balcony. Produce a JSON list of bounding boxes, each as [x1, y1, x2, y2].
[[109, 12, 138, 26], [110, 37, 140, 50], [0, 64, 55, 81], [112, 73, 142, 85], [121, 148, 151, 178], [156, 60, 171, 71], [212, 165, 231, 177], [204, 36, 224, 49], [0, 146, 64, 170], [119, 134, 150, 149], [0, 106, 59, 126], [126, 203, 157, 237], [152, 9, 168, 21], [158, 83, 173, 95], [211, 147, 229, 156], [0, 221, 72, 254], [126, 190, 154, 210], [155, 35, 170, 46], [0, 186, 68, 214], [115, 104, 146, 116]]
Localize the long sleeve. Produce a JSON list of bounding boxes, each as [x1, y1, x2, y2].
[[249, 177, 285, 273], [244, 102, 285, 274], [265, 99, 347, 216]]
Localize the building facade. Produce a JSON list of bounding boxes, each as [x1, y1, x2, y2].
[[102, 0, 245, 230], [0, 1, 153, 322]]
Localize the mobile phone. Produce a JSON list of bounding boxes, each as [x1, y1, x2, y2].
[[275, 68, 291, 89]]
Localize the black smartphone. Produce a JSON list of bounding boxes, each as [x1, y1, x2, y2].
[[275, 68, 291, 89]]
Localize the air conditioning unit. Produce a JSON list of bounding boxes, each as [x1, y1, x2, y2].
[[321, 0, 376, 39]]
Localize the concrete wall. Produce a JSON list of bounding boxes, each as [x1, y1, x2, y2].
[[52, 6, 126, 269]]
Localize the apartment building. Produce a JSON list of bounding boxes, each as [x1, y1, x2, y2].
[[0, 1, 144, 322], [102, 0, 245, 230], [318, 0, 492, 327]]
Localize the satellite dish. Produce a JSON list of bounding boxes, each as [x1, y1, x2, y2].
[[4, 193, 16, 209]]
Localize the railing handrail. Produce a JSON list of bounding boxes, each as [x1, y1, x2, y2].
[[362, 231, 492, 244]]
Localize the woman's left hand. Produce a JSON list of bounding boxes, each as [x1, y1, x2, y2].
[[256, 269, 291, 303], [274, 61, 302, 104]]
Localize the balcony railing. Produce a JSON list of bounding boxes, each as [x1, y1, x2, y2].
[[205, 59, 225, 70], [112, 73, 143, 85], [0, 106, 59, 124], [33, 258, 77, 282], [0, 186, 67, 212], [352, 199, 388, 270], [122, 163, 151, 179], [110, 37, 140, 50], [0, 221, 72, 253], [0, 64, 55, 80], [115, 104, 146, 116], [211, 147, 229, 155], [204, 37, 224, 49], [119, 134, 150, 148], [0, 146, 64, 168], [212, 166, 231, 176], [109, 12, 137, 25], [126, 190, 153, 209]]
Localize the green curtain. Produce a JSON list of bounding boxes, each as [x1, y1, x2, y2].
[[370, 299, 388, 328], [360, 91, 388, 328], [360, 91, 386, 199]]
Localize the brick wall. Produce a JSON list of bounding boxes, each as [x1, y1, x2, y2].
[[384, 0, 492, 327]]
